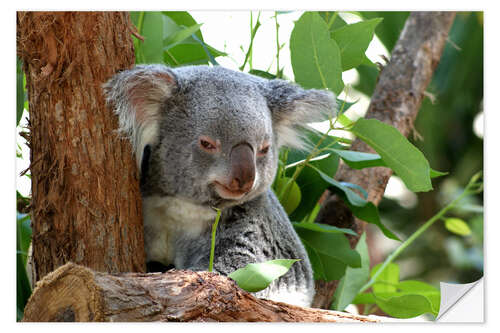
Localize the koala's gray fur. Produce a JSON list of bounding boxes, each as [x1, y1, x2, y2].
[[103, 64, 336, 307]]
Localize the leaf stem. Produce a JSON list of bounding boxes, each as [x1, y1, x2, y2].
[[274, 12, 281, 78], [208, 207, 222, 272], [358, 172, 483, 293], [240, 11, 261, 72]]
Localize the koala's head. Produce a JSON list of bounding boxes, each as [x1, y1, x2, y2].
[[103, 65, 335, 208]]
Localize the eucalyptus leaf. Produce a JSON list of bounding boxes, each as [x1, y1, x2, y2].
[[163, 23, 203, 50], [371, 263, 400, 293], [430, 169, 448, 178], [351, 118, 433, 192], [17, 214, 32, 319], [355, 280, 440, 318], [360, 11, 409, 52], [290, 12, 344, 94], [228, 259, 300, 292], [249, 69, 277, 80], [288, 153, 339, 221], [331, 18, 383, 71], [162, 12, 204, 40], [336, 98, 356, 114], [444, 218, 471, 236], [293, 221, 358, 236], [375, 293, 438, 318], [327, 149, 384, 169], [302, 240, 347, 281], [295, 226, 361, 268], [275, 177, 302, 215], [318, 12, 347, 32], [332, 233, 370, 311], [141, 12, 166, 64], [17, 214, 32, 266]]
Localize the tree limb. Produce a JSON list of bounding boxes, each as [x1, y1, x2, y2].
[[23, 263, 381, 322]]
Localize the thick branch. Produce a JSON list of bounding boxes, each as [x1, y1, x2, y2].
[[23, 263, 380, 322], [312, 11, 456, 309]]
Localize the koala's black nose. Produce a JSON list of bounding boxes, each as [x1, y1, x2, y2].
[[229, 143, 255, 193]]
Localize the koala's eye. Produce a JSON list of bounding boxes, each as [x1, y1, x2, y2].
[[257, 143, 270, 157], [199, 136, 218, 153]]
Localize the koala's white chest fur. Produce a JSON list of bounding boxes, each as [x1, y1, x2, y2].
[[142, 196, 216, 266]]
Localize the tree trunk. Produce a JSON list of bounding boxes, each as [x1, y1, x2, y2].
[[22, 263, 381, 322], [312, 11, 456, 308], [17, 11, 146, 282]]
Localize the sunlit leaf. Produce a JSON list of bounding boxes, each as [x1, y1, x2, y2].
[[290, 12, 344, 94], [228, 259, 299, 292], [351, 118, 432, 192], [444, 218, 471, 236], [331, 18, 383, 71]]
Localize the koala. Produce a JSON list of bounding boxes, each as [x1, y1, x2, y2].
[[103, 64, 336, 307]]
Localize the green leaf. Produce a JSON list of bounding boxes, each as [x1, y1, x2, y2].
[[349, 201, 399, 241], [396, 280, 441, 313], [375, 293, 437, 318], [331, 18, 383, 71], [161, 11, 226, 66], [249, 69, 277, 80], [360, 12, 409, 52], [141, 12, 166, 64], [228, 259, 300, 292], [306, 163, 399, 240], [17, 58, 25, 126], [332, 233, 370, 311], [336, 98, 356, 114], [163, 23, 203, 50], [288, 153, 339, 221], [351, 118, 432, 192], [162, 11, 204, 40], [308, 164, 366, 207], [17, 214, 32, 318], [318, 12, 347, 32], [295, 226, 361, 268], [355, 280, 440, 318], [444, 218, 472, 236], [336, 113, 354, 127], [290, 12, 344, 94], [371, 263, 400, 293], [328, 150, 446, 182], [430, 169, 448, 178], [328, 149, 384, 169], [274, 177, 302, 215], [302, 241, 347, 281], [17, 214, 32, 266], [293, 221, 358, 237]]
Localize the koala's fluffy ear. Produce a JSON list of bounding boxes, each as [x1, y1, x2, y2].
[[103, 65, 177, 166], [262, 79, 337, 149]]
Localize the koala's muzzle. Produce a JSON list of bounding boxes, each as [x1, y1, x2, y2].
[[229, 143, 255, 194]]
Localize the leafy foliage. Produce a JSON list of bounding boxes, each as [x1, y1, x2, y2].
[[353, 263, 441, 318]]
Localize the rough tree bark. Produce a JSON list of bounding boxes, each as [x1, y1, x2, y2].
[[17, 12, 145, 282], [22, 263, 380, 322], [312, 12, 457, 308]]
